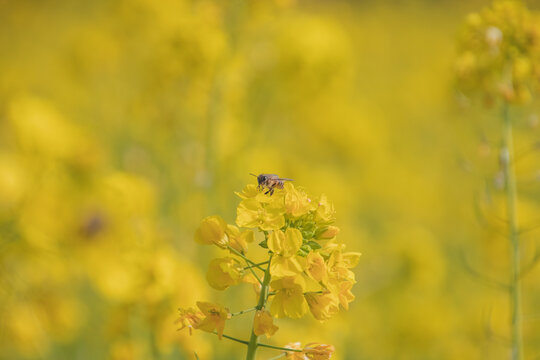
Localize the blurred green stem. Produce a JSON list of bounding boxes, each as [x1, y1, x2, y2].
[[502, 104, 524, 360], [245, 255, 273, 360]]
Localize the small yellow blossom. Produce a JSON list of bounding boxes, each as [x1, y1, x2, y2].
[[268, 228, 305, 278], [206, 257, 244, 290], [327, 278, 355, 311], [194, 215, 228, 248], [455, 0, 540, 104], [305, 292, 339, 321], [317, 225, 340, 240], [253, 310, 279, 337], [315, 194, 335, 224], [284, 342, 306, 360], [303, 343, 335, 359], [326, 250, 360, 283], [235, 184, 274, 203], [225, 224, 254, 254], [270, 276, 308, 318], [305, 252, 327, 282], [175, 307, 204, 335], [236, 198, 285, 230], [194, 301, 230, 339], [284, 182, 313, 218]]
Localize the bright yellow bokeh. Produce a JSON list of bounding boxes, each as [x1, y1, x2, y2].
[[2, 0, 540, 359]]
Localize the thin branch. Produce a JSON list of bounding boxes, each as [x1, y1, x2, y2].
[[519, 248, 540, 279], [513, 141, 540, 164], [230, 307, 257, 317], [212, 331, 249, 345], [518, 222, 540, 235], [244, 261, 270, 270], [228, 246, 265, 271], [460, 251, 509, 291], [245, 260, 263, 286], [257, 343, 303, 352]]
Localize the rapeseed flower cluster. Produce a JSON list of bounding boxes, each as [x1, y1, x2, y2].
[[179, 181, 360, 359], [455, 0, 540, 104]]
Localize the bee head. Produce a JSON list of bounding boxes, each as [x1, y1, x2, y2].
[[257, 174, 267, 185]]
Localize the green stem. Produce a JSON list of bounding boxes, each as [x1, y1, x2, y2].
[[502, 104, 524, 360], [245, 255, 273, 360], [228, 246, 265, 271], [244, 261, 270, 270], [245, 259, 263, 286], [257, 343, 303, 352], [212, 331, 249, 345]]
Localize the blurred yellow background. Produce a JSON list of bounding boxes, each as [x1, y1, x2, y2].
[[1, 0, 540, 359]]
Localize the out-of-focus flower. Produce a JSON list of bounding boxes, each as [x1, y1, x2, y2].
[[176, 307, 204, 335], [206, 257, 244, 290], [303, 343, 335, 359], [284, 342, 306, 360], [455, 0, 540, 104], [253, 310, 279, 337], [194, 302, 230, 339]]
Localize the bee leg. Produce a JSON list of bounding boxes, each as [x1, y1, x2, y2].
[[264, 188, 271, 195], [269, 188, 274, 196]]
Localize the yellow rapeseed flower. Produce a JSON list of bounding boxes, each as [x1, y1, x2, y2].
[[195, 215, 228, 248], [225, 224, 254, 254], [253, 310, 279, 338], [270, 276, 308, 318], [316, 225, 340, 240], [305, 291, 339, 321], [455, 0, 540, 104], [303, 343, 335, 360], [194, 301, 230, 339], [268, 228, 305, 278], [327, 278, 355, 311], [284, 182, 313, 218], [305, 252, 327, 282], [176, 307, 204, 335], [206, 257, 244, 290], [314, 194, 335, 224], [284, 342, 305, 360], [236, 198, 285, 231]]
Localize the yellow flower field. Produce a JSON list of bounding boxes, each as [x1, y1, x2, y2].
[[1, 0, 540, 359]]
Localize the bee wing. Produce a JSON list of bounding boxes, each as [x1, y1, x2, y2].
[[277, 178, 294, 181]]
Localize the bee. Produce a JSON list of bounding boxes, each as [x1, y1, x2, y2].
[[250, 173, 293, 195]]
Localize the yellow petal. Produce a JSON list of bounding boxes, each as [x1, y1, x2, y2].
[[195, 215, 228, 248], [268, 230, 285, 254], [283, 228, 303, 256], [253, 310, 279, 337]]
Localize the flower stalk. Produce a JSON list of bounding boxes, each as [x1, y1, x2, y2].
[[246, 254, 273, 360], [502, 104, 524, 360]]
